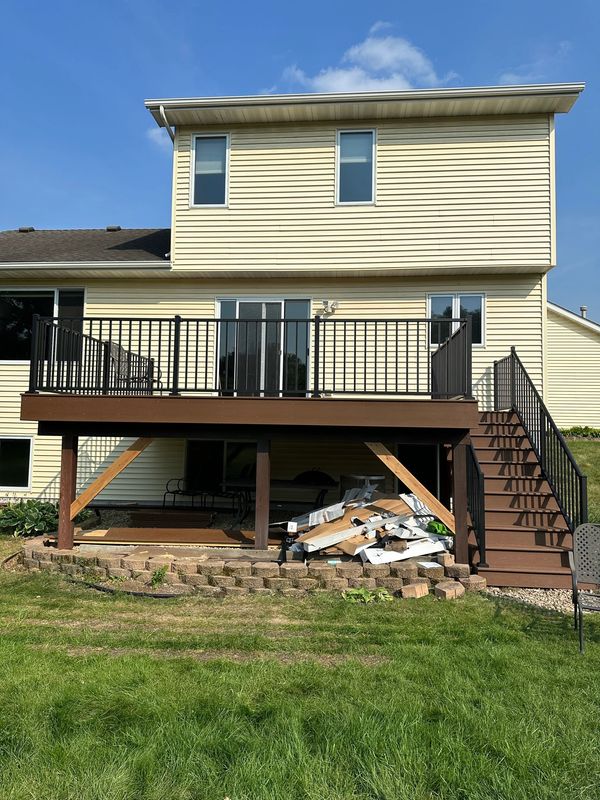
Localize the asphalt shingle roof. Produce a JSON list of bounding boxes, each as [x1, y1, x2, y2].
[[0, 228, 171, 263]]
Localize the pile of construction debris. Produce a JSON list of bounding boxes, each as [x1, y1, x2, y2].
[[283, 485, 454, 564]]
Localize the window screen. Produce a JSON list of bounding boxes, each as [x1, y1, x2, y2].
[[193, 136, 227, 205], [338, 131, 374, 203]]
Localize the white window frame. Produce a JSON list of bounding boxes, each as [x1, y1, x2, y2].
[[190, 133, 230, 208], [0, 435, 33, 492], [335, 129, 377, 206], [0, 287, 86, 366], [427, 293, 486, 348], [216, 296, 312, 397]]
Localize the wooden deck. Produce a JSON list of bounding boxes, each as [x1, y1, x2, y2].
[[68, 527, 284, 548]]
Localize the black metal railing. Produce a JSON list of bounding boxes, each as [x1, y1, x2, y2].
[[28, 314, 473, 400], [431, 318, 472, 399], [466, 443, 487, 567], [494, 347, 588, 531]]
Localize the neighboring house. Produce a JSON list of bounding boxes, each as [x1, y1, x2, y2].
[[545, 302, 600, 428], [0, 82, 589, 588]]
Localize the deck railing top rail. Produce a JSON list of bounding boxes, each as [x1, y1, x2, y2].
[[494, 347, 587, 531], [28, 314, 473, 400]]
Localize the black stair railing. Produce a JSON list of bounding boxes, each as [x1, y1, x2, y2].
[[28, 315, 473, 400], [494, 347, 588, 531], [466, 443, 487, 567]]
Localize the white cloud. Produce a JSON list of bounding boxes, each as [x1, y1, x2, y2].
[[146, 126, 172, 153], [369, 20, 392, 35], [282, 27, 455, 94], [498, 41, 571, 84]]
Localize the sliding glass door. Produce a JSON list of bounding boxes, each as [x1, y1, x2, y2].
[[218, 299, 310, 396]]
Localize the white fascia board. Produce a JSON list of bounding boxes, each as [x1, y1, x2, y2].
[[548, 301, 600, 334]]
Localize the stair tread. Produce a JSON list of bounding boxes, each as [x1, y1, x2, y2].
[[485, 544, 570, 553], [485, 491, 552, 497], [485, 506, 563, 513], [478, 565, 571, 575], [485, 524, 570, 533]]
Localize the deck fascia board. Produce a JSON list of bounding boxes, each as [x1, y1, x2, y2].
[[21, 394, 479, 433]]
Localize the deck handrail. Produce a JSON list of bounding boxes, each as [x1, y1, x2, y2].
[[466, 442, 487, 567], [28, 314, 473, 400], [494, 347, 588, 531]]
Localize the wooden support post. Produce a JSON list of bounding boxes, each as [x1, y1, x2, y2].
[[452, 442, 469, 564], [58, 434, 78, 550], [254, 438, 271, 550]]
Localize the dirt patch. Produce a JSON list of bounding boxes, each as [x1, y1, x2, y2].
[[31, 642, 389, 667]]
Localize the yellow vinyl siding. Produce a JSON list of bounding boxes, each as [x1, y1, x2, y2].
[[172, 115, 552, 273], [0, 274, 543, 504], [545, 309, 600, 427]]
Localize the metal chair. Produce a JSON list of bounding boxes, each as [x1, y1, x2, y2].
[[569, 523, 600, 653], [162, 478, 207, 508]]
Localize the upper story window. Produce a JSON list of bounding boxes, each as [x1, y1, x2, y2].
[[192, 135, 228, 206], [0, 289, 84, 361], [429, 293, 484, 346], [337, 130, 375, 204]]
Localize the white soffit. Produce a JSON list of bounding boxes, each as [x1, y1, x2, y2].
[[146, 83, 585, 128]]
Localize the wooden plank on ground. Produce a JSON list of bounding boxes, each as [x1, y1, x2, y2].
[[364, 442, 455, 532], [69, 437, 153, 520], [296, 507, 373, 544]]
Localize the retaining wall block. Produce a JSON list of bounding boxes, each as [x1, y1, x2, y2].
[[363, 563, 390, 578], [210, 575, 236, 588], [236, 576, 265, 589], [198, 560, 226, 576], [335, 563, 363, 579], [280, 563, 308, 579], [223, 561, 252, 577], [251, 562, 280, 578], [434, 581, 466, 600]]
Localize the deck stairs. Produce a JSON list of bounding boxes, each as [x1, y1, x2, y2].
[[470, 411, 573, 588]]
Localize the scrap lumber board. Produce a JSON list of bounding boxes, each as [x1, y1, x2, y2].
[[301, 513, 407, 553], [296, 507, 373, 544], [338, 532, 379, 557], [364, 442, 455, 533], [367, 496, 413, 516], [70, 438, 153, 520]]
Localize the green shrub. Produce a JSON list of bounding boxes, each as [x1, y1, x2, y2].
[[561, 426, 600, 439], [0, 500, 59, 537], [342, 587, 393, 604], [150, 564, 169, 588], [0, 500, 93, 538]]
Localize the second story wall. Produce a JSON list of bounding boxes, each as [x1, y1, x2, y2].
[[171, 114, 554, 274]]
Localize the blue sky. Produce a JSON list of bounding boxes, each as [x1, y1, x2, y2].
[[0, 0, 598, 317]]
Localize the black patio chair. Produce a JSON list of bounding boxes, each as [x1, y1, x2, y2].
[[162, 478, 207, 508], [569, 523, 600, 654]]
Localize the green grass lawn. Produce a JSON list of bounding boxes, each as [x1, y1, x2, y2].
[[568, 439, 600, 522], [0, 560, 600, 800]]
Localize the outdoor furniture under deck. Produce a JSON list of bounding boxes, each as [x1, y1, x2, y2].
[[569, 523, 600, 653]]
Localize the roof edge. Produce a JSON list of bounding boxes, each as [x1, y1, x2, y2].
[[548, 301, 600, 333], [145, 82, 585, 112]]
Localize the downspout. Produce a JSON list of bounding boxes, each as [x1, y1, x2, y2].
[[159, 105, 175, 142]]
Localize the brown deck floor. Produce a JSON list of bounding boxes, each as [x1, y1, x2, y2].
[[69, 527, 284, 548]]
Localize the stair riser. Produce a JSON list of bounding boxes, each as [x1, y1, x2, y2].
[[476, 529, 573, 548], [485, 493, 560, 511], [480, 570, 572, 589], [476, 449, 538, 464], [472, 435, 527, 448], [475, 425, 524, 437], [479, 412, 519, 424], [480, 462, 542, 478], [483, 477, 550, 493], [484, 549, 570, 571], [485, 509, 568, 529]]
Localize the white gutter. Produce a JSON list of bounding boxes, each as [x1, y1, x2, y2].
[[159, 104, 175, 142], [145, 82, 586, 112]]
